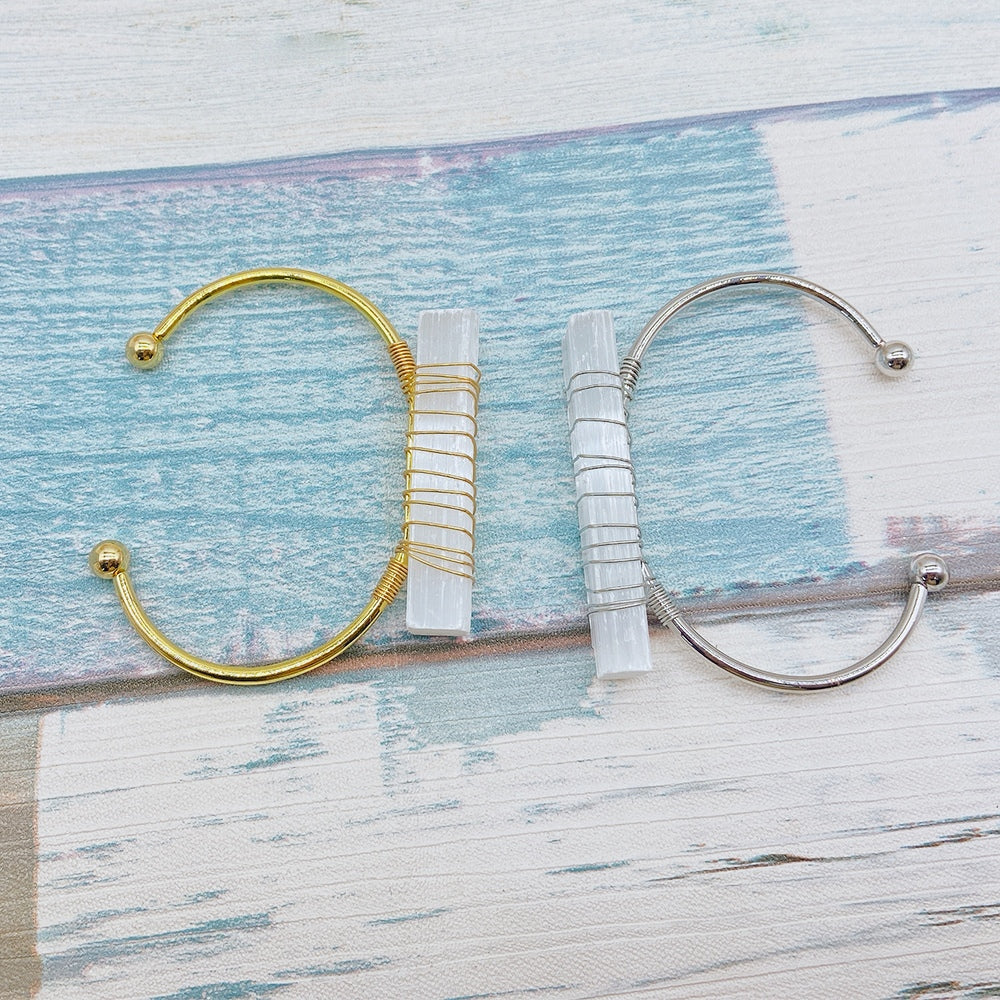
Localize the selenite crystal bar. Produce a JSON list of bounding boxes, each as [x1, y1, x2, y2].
[[405, 309, 480, 636], [563, 311, 652, 678]]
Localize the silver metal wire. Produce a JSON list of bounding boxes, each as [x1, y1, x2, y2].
[[566, 367, 647, 616], [621, 270, 891, 400], [622, 271, 949, 690]]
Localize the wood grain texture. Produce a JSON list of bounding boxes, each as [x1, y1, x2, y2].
[[1, 2, 999, 996], [29, 594, 1000, 998], [0, 714, 42, 999], [759, 98, 1000, 557], [2, 1, 999, 178], [3, 91, 997, 698]]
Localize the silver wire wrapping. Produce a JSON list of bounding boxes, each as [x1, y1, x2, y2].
[[565, 367, 648, 616], [641, 561, 681, 624], [619, 356, 642, 404], [403, 361, 481, 579]]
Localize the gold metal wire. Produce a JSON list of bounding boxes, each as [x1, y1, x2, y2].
[[402, 362, 481, 580], [90, 267, 413, 685], [387, 339, 417, 401]]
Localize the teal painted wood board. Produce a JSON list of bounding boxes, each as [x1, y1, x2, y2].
[[2, 90, 996, 694]]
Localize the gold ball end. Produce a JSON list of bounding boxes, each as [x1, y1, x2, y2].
[[126, 332, 163, 370], [89, 539, 130, 578]]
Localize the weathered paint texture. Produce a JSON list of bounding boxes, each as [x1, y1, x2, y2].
[[0, 712, 43, 999]]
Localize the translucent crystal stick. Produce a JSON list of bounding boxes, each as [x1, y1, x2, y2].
[[405, 309, 481, 636], [563, 310, 652, 678]]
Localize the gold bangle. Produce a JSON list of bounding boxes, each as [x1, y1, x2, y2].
[[89, 267, 414, 685]]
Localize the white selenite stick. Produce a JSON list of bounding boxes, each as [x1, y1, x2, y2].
[[405, 309, 480, 636], [563, 311, 652, 678]]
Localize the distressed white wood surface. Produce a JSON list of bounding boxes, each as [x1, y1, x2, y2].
[[1, 2, 999, 998], [759, 102, 1000, 559], [1, 1, 999, 178], [31, 595, 1000, 998]]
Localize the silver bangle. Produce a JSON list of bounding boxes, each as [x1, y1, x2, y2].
[[623, 271, 948, 691]]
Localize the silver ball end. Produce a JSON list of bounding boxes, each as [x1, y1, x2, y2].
[[875, 340, 912, 377], [910, 552, 948, 592]]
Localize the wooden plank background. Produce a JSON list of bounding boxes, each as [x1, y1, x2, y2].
[[1, 3, 998, 998]]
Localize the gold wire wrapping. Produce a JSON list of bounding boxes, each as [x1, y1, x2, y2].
[[387, 339, 417, 399], [372, 544, 411, 605], [402, 362, 482, 580]]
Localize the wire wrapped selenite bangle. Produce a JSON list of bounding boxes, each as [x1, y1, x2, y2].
[[89, 268, 480, 684], [565, 271, 948, 688]]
